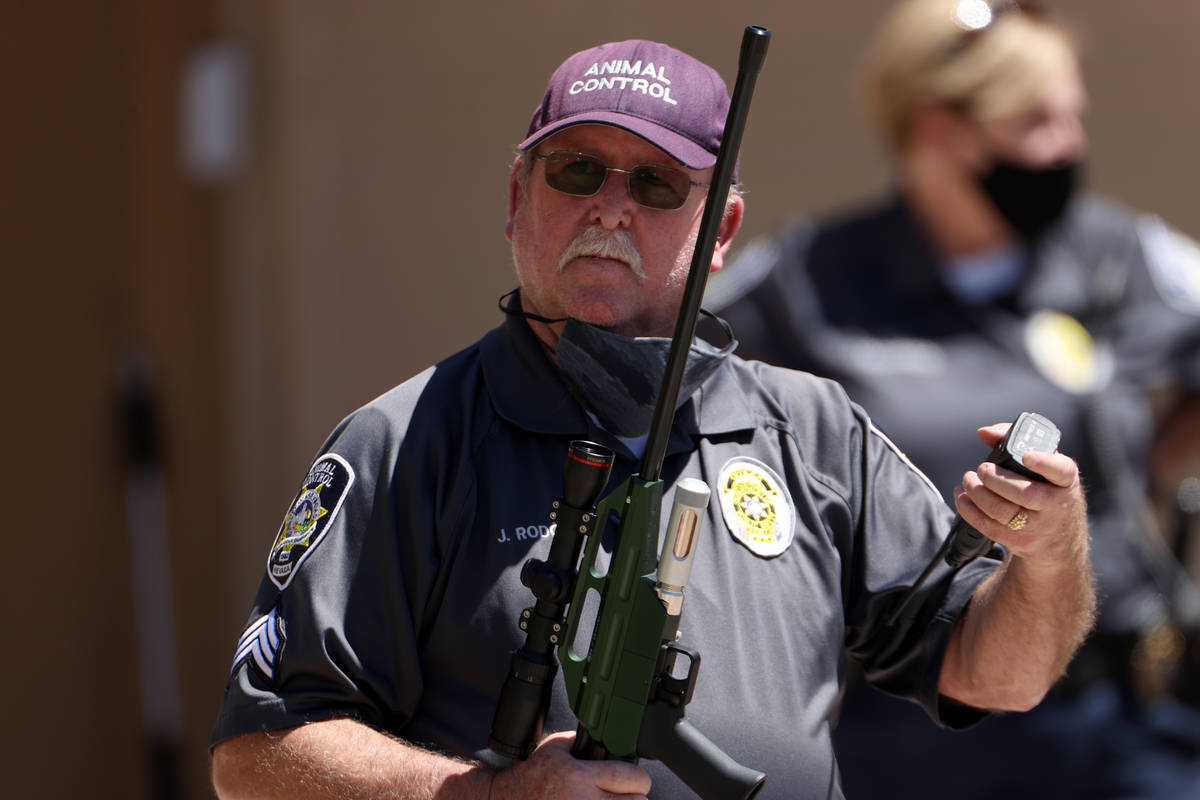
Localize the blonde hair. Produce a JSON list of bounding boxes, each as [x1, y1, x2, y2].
[[860, 0, 1081, 151]]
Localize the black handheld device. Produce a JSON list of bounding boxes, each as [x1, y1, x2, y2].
[[886, 412, 1061, 625]]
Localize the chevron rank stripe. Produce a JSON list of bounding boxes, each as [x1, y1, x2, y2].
[[231, 607, 284, 681]]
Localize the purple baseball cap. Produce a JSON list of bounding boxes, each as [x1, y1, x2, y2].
[[520, 39, 732, 169]]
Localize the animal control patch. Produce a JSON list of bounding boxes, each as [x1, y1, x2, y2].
[[717, 457, 795, 557], [267, 453, 355, 589]]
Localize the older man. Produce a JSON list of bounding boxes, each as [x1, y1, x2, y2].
[[210, 37, 1094, 800]]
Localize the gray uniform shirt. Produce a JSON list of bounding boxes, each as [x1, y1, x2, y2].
[[212, 312, 997, 799]]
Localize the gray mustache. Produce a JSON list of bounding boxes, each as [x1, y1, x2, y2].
[[558, 226, 645, 280]]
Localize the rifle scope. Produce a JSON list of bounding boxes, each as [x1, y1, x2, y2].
[[489, 441, 615, 758]]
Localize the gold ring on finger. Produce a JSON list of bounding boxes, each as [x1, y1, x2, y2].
[[1007, 509, 1029, 531]]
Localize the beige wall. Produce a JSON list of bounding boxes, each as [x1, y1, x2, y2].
[[6, 2, 1197, 798], [4, 1, 225, 797]]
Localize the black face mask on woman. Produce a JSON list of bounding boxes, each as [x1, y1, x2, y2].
[[977, 158, 1083, 241]]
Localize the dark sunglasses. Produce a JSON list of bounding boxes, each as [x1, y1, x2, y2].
[[532, 150, 709, 211]]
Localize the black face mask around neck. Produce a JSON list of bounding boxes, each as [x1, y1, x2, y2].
[[497, 289, 737, 438], [497, 288, 567, 325], [977, 158, 1082, 241], [555, 317, 736, 438]]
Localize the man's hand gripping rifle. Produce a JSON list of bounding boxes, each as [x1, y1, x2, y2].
[[488, 25, 771, 800]]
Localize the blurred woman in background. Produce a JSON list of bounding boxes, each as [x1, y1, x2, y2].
[[708, 0, 1200, 796]]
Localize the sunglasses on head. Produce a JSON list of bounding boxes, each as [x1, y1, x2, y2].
[[532, 150, 709, 211], [944, 0, 1046, 57]]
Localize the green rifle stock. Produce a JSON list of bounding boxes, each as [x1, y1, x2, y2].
[[560, 474, 767, 800], [561, 475, 664, 758]]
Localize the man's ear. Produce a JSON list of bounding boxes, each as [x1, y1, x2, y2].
[[505, 156, 523, 242], [709, 193, 745, 273]]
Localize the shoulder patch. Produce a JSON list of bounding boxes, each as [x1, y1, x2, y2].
[[267, 453, 355, 589], [231, 607, 284, 681], [716, 457, 795, 557], [1138, 214, 1200, 315]]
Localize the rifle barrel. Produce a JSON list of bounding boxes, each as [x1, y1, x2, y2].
[[640, 25, 771, 483]]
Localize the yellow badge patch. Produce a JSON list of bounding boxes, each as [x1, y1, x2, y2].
[[1024, 310, 1112, 394], [717, 457, 794, 557]]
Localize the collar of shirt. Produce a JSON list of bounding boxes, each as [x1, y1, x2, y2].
[[940, 244, 1028, 305], [478, 311, 759, 446]]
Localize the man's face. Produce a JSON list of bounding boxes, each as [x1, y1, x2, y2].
[[506, 124, 741, 338]]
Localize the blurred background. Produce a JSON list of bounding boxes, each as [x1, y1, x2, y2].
[[5, 1, 1197, 797]]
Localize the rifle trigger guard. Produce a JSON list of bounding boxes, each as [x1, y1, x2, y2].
[[657, 641, 701, 708]]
